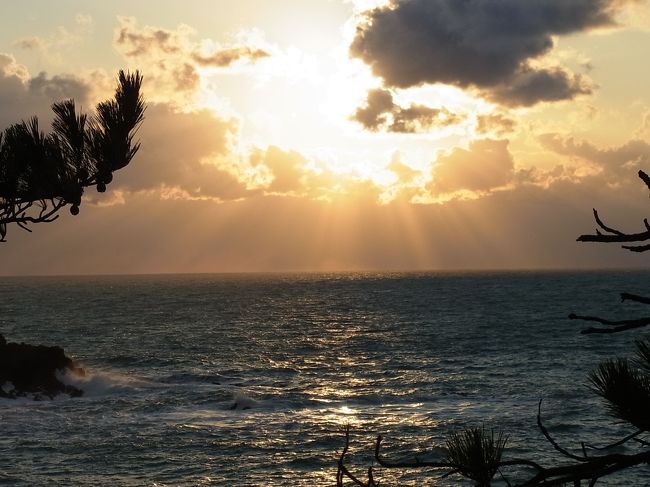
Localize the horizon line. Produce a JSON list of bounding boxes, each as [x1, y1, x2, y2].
[[2, 265, 650, 279]]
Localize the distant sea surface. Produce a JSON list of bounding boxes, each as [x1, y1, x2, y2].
[[1, 271, 649, 486]]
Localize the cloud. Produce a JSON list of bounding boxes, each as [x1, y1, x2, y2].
[[429, 139, 515, 195], [114, 17, 270, 103], [14, 37, 44, 50], [13, 14, 93, 61], [489, 66, 592, 106], [0, 54, 337, 204], [350, 0, 630, 105], [249, 146, 310, 194], [5, 166, 650, 276], [111, 104, 254, 201], [0, 53, 29, 80], [109, 107, 373, 203], [353, 88, 464, 133], [388, 152, 421, 184], [476, 113, 516, 136], [539, 134, 650, 177], [0, 53, 90, 129], [192, 47, 270, 68]]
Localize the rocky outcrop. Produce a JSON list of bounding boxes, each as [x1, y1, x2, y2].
[[0, 334, 84, 399]]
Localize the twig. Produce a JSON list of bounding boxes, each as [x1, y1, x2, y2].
[[537, 399, 587, 462]]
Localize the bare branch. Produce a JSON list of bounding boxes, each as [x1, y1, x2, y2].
[[537, 399, 587, 462], [584, 430, 644, 451], [576, 171, 650, 251], [577, 226, 650, 244], [568, 313, 650, 334], [593, 209, 624, 236], [638, 169, 650, 192], [337, 425, 378, 487], [621, 243, 650, 252]]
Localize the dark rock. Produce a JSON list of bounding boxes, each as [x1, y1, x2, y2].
[[0, 335, 84, 399]]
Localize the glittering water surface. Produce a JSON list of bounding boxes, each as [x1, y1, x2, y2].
[[1, 271, 649, 486]]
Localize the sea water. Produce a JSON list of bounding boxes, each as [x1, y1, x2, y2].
[[0, 271, 649, 486]]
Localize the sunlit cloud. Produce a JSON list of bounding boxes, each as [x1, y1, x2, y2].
[[539, 133, 650, 180], [1, 2, 650, 273], [476, 113, 517, 136], [114, 17, 271, 106], [429, 139, 515, 197]]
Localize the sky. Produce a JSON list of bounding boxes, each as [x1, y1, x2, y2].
[[2, 0, 650, 275]]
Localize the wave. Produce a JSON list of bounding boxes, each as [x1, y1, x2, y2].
[[57, 367, 150, 397], [229, 391, 259, 410]]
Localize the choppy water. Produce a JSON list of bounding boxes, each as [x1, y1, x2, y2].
[[0, 271, 649, 486]]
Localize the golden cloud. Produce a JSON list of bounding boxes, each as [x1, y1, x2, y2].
[[114, 17, 270, 105]]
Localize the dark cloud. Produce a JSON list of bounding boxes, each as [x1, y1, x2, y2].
[[430, 139, 515, 194], [0, 54, 90, 129], [490, 67, 592, 106], [351, 0, 628, 105], [353, 88, 463, 133], [28, 72, 89, 102]]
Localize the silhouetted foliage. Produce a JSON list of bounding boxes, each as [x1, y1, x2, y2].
[[0, 70, 144, 241], [589, 353, 650, 431], [337, 171, 650, 486], [445, 427, 508, 486]]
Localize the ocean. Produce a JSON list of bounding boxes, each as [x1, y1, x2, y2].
[[0, 271, 649, 486]]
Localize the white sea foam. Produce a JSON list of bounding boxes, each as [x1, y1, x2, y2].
[[57, 367, 149, 397], [229, 391, 259, 410]]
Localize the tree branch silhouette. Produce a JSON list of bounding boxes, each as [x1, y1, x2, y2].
[[576, 170, 650, 252], [0, 70, 145, 241]]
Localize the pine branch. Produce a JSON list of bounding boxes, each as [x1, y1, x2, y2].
[[0, 70, 144, 240]]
